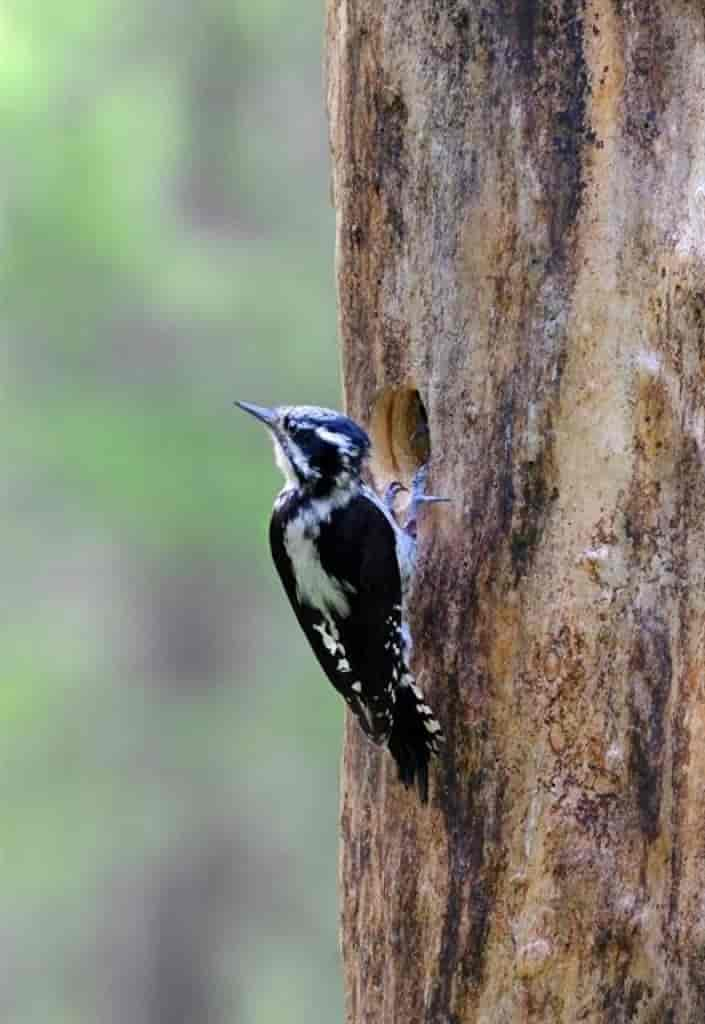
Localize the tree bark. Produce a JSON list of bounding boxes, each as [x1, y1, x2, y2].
[[326, 2, 705, 1021]]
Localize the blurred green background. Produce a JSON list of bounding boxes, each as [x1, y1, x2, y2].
[[2, 1, 344, 1021]]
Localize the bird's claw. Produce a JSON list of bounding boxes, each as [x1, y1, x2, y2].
[[404, 463, 450, 537], [383, 480, 407, 513]]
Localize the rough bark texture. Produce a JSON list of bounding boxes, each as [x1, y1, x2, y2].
[[326, 2, 705, 1022]]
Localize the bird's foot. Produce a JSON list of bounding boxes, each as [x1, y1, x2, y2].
[[383, 480, 407, 515], [404, 463, 450, 538]]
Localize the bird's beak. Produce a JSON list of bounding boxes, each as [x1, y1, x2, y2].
[[234, 401, 278, 429]]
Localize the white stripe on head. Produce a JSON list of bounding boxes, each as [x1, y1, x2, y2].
[[273, 437, 296, 484], [316, 426, 357, 454]]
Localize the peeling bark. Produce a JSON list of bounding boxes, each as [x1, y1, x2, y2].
[[327, 2, 705, 1021]]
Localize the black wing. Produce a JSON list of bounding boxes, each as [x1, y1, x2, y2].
[[270, 490, 442, 801], [269, 491, 404, 741]]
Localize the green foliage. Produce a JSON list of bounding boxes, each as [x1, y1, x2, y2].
[[2, 1, 342, 1020]]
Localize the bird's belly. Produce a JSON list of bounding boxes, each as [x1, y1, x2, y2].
[[284, 517, 353, 617]]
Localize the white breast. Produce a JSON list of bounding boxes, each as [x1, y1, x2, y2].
[[284, 500, 354, 618]]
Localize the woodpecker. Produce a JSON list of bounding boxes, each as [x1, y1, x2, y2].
[[236, 401, 445, 802]]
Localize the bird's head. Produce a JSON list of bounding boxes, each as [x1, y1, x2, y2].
[[236, 402, 371, 494]]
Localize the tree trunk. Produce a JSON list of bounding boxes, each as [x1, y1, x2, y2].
[[326, 2, 705, 1021]]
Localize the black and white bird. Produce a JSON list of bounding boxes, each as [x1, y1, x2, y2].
[[236, 401, 445, 802]]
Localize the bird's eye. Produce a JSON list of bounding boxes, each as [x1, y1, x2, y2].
[[285, 417, 311, 440]]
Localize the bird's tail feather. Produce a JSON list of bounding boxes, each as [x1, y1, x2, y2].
[[387, 678, 442, 803]]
